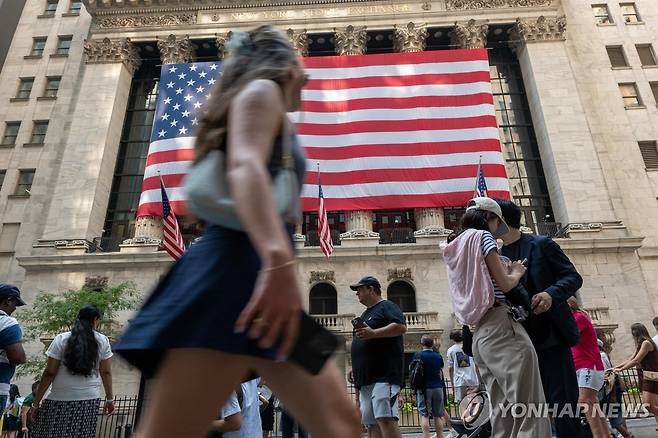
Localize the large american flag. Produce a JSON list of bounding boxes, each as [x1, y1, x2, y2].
[[137, 50, 509, 218]]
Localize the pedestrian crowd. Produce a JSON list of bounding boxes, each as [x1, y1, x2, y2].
[[1, 23, 658, 438]]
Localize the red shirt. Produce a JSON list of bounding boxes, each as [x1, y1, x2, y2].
[[571, 310, 604, 371]]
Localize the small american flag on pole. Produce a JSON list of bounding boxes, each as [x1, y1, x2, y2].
[[474, 156, 489, 198], [317, 167, 334, 258], [160, 176, 185, 261]]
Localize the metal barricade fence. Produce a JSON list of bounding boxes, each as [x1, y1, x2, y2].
[[95, 369, 645, 437]]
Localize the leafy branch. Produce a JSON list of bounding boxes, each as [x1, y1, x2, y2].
[[16, 283, 139, 378]]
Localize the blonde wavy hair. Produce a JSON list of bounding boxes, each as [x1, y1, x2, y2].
[[194, 25, 298, 162]]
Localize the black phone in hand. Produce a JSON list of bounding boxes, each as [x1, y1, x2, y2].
[[286, 312, 339, 375], [351, 316, 368, 329]]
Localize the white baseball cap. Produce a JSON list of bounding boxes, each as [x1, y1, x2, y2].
[[466, 197, 510, 238]]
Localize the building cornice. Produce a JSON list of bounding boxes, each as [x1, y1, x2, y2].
[[18, 235, 645, 270], [84, 0, 404, 16], [83, 0, 557, 31]]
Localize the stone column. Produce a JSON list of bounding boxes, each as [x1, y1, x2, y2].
[[216, 32, 232, 60], [287, 29, 309, 57], [287, 29, 309, 248], [393, 22, 427, 53], [123, 35, 195, 252], [333, 26, 378, 246], [393, 23, 453, 240], [39, 38, 140, 254], [509, 16, 619, 230], [449, 19, 489, 49], [334, 25, 367, 56]]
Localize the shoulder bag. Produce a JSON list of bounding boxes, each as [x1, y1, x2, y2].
[[183, 118, 300, 230]]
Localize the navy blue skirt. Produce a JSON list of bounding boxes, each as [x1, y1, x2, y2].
[[115, 225, 287, 377]]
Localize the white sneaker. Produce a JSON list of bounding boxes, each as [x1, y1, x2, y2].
[[443, 431, 459, 438]]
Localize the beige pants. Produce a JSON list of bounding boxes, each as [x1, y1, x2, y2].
[[472, 306, 552, 438]]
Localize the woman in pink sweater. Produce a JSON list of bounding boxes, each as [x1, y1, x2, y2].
[[567, 297, 607, 438]]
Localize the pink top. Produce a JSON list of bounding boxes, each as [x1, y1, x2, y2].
[[571, 310, 604, 371], [443, 229, 495, 326]]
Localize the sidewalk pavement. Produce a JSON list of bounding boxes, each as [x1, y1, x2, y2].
[[401, 417, 658, 438]]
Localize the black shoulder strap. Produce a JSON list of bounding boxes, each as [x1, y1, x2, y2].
[[236, 386, 244, 410]]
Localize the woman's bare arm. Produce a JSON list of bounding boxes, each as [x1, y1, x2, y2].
[[485, 251, 525, 292], [231, 79, 302, 359]]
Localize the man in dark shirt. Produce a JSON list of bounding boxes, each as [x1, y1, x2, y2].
[[348, 276, 407, 438], [496, 199, 584, 438], [414, 335, 445, 438]]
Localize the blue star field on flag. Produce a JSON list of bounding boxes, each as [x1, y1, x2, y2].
[[151, 62, 221, 143]]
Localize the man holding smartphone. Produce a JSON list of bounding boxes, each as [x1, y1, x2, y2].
[[495, 200, 584, 438], [348, 276, 407, 438]]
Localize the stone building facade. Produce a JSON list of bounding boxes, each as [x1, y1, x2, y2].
[[0, 0, 658, 396]]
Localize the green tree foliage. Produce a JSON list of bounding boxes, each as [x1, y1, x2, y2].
[[16, 282, 139, 378]]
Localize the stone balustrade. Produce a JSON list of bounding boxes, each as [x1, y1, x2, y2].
[[404, 312, 440, 330], [312, 312, 440, 332], [311, 314, 356, 333], [585, 307, 611, 323]]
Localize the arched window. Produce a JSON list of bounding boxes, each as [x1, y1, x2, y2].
[[387, 281, 417, 313], [309, 283, 338, 315]]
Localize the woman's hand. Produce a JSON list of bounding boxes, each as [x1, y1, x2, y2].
[[509, 261, 527, 277], [104, 400, 115, 415], [235, 259, 302, 361]]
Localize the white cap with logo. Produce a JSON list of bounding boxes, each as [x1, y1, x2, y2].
[[466, 197, 510, 238]]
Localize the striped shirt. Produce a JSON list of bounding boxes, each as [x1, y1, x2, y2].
[[480, 231, 506, 300], [0, 312, 22, 396]]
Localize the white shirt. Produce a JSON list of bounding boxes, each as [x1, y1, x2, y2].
[[600, 351, 613, 370], [222, 379, 262, 438], [45, 331, 113, 401], [652, 334, 658, 347], [446, 343, 479, 387]]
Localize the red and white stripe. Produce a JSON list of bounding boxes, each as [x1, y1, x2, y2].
[[162, 213, 185, 260], [137, 49, 509, 217]]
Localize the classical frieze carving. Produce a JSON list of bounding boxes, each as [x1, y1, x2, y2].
[[414, 226, 454, 237], [158, 34, 195, 64], [566, 221, 625, 233], [446, 0, 552, 10], [340, 229, 380, 239], [310, 270, 336, 284], [335, 25, 367, 56], [84, 276, 108, 290], [95, 13, 197, 29], [287, 29, 309, 57], [394, 22, 427, 53], [54, 239, 92, 249], [84, 38, 141, 75], [387, 268, 412, 281], [121, 236, 162, 245], [450, 19, 489, 49], [510, 16, 567, 44]]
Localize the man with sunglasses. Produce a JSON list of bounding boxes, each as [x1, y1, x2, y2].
[[0, 284, 26, 411]]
